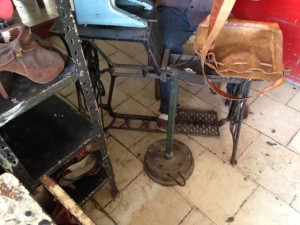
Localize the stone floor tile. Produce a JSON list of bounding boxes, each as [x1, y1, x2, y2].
[[288, 90, 300, 111], [85, 173, 193, 225], [291, 196, 300, 212], [133, 51, 148, 65], [108, 41, 146, 58], [148, 100, 161, 115], [132, 80, 158, 108], [237, 134, 300, 203], [179, 88, 215, 110], [287, 129, 300, 155], [196, 86, 258, 115], [252, 81, 299, 104], [179, 80, 205, 95], [231, 187, 300, 225], [245, 95, 300, 146], [196, 86, 229, 115], [191, 123, 259, 163], [115, 97, 156, 116], [118, 77, 153, 97], [55, 94, 76, 109], [66, 92, 79, 109], [108, 51, 143, 76], [94, 40, 118, 56], [100, 76, 130, 109], [83, 136, 143, 207], [106, 136, 143, 190], [180, 207, 217, 225], [176, 151, 257, 225], [108, 129, 148, 151], [59, 83, 76, 97]]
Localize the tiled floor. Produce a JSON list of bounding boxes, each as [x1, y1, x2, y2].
[[11, 1, 300, 225]]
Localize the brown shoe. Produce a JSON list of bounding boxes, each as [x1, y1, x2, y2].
[[0, 24, 65, 98]]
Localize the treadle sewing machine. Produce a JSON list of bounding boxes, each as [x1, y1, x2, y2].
[[51, 0, 253, 186]]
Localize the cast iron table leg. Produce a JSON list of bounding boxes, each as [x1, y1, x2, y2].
[[144, 75, 194, 186], [227, 80, 252, 165]]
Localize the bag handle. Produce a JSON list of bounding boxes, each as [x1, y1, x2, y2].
[[200, 0, 245, 100], [199, 0, 285, 100]]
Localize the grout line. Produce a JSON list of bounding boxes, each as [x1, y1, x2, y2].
[[178, 206, 195, 225], [103, 171, 144, 208], [234, 161, 300, 207], [173, 184, 218, 225], [286, 127, 300, 151], [235, 126, 261, 161], [228, 186, 259, 225], [289, 196, 300, 213], [106, 132, 148, 163]]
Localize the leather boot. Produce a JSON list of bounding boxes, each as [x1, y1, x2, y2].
[[0, 24, 65, 98]]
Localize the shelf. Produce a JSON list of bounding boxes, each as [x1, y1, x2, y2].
[[0, 95, 96, 184], [0, 58, 77, 127]]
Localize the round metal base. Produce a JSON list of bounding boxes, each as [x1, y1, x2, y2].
[[144, 139, 194, 186]]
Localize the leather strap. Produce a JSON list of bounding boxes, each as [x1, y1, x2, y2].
[[200, 0, 246, 100]]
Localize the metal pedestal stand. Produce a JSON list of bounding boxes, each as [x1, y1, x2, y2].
[[144, 76, 194, 186]]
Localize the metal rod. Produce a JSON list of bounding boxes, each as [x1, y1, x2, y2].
[[40, 175, 96, 225], [165, 76, 178, 159], [230, 80, 252, 164]]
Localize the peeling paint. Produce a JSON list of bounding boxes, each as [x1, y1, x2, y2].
[[0, 173, 54, 225]]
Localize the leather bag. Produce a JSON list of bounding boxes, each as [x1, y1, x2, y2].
[[193, 0, 285, 100]]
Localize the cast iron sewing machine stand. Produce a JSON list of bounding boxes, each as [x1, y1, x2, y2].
[[50, 10, 252, 186]]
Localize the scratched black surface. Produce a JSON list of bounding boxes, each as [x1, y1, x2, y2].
[[0, 95, 95, 181]]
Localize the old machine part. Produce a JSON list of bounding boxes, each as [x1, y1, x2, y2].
[[144, 72, 194, 186], [144, 139, 194, 186], [73, 0, 153, 28]]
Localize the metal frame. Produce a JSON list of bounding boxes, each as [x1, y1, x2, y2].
[[50, 5, 254, 164], [80, 44, 252, 164], [55, 0, 118, 197], [0, 0, 119, 198], [0, 136, 35, 192]]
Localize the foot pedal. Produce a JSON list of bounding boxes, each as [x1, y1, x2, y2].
[[174, 108, 219, 136]]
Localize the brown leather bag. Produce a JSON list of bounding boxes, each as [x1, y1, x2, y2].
[[193, 0, 285, 100]]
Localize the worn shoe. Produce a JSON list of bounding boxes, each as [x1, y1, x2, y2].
[[59, 152, 101, 187], [156, 113, 168, 131]]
